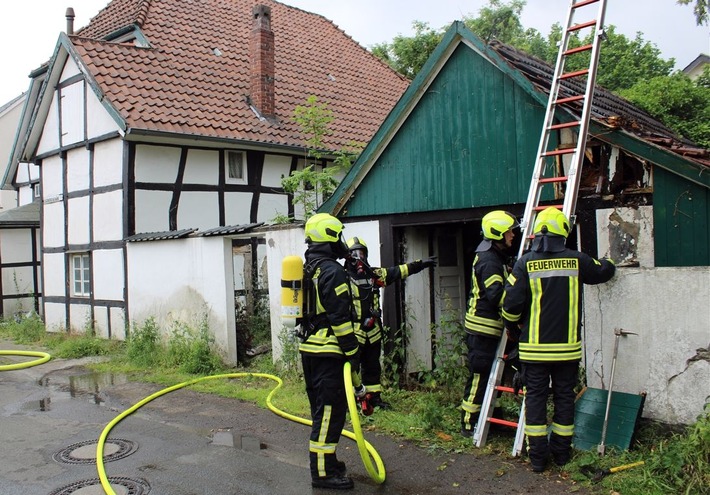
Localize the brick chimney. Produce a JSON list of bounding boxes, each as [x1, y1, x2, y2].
[[250, 5, 275, 118]]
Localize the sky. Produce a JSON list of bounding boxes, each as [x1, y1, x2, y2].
[[1, 0, 708, 104]]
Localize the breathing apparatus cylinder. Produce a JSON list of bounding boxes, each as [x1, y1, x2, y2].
[[281, 255, 304, 329]]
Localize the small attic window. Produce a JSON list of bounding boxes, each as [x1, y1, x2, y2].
[[226, 151, 246, 184]]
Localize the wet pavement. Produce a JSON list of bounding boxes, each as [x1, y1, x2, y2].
[[0, 341, 590, 495]]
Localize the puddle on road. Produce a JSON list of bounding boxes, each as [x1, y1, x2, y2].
[[28, 371, 129, 412]]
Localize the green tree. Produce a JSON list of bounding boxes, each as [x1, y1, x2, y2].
[[464, 0, 527, 44], [280, 96, 359, 221], [371, 21, 443, 79], [677, 0, 709, 25], [620, 73, 710, 148]]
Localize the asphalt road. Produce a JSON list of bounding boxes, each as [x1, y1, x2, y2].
[[0, 341, 590, 495]]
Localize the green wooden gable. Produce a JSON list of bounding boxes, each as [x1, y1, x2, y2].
[[337, 42, 546, 216], [321, 22, 553, 217]]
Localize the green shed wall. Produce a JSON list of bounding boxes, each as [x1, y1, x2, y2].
[[343, 44, 551, 217], [654, 166, 710, 266]]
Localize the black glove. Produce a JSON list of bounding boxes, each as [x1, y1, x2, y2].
[[506, 325, 521, 343], [421, 256, 437, 269]]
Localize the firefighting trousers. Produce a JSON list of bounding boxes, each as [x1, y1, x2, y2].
[[523, 361, 579, 467], [361, 339, 383, 393], [461, 333, 498, 431], [301, 354, 347, 479]]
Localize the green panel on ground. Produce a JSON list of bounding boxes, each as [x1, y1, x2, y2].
[[573, 387, 645, 452]]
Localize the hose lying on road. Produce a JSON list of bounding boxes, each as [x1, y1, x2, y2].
[[96, 362, 386, 495], [0, 350, 51, 371]]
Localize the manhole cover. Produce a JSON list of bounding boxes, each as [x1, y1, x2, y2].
[[48, 477, 150, 495], [53, 439, 138, 464]]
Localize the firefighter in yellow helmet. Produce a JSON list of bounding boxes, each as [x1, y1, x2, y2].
[[503, 207, 615, 472], [460, 210, 519, 437], [345, 236, 436, 411], [299, 213, 359, 490]]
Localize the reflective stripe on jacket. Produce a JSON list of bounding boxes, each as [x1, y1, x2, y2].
[[464, 242, 509, 338], [502, 237, 615, 362], [299, 249, 359, 358]]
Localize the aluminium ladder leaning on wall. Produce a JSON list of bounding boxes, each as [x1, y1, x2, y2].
[[472, 0, 609, 456]]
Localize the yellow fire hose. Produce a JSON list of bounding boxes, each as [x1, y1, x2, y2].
[[96, 361, 385, 494], [0, 349, 51, 371]]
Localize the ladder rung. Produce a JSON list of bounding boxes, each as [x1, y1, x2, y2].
[[495, 385, 526, 395], [538, 176, 568, 184], [542, 148, 576, 157], [548, 121, 580, 130], [572, 0, 600, 9], [560, 69, 589, 80], [534, 204, 563, 211], [488, 417, 519, 428], [563, 44, 593, 56], [568, 20, 597, 32], [555, 95, 585, 105]]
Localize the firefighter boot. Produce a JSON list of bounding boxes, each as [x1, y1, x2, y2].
[[369, 392, 390, 410]]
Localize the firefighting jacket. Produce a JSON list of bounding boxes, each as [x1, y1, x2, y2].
[[502, 235, 615, 362], [464, 240, 510, 339], [347, 260, 426, 345], [299, 243, 359, 359]]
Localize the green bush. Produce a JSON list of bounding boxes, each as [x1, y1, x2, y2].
[[126, 317, 162, 366], [0, 313, 45, 343], [165, 319, 223, 375]]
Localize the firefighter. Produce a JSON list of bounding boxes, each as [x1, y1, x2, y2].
[[345, 236, 437, 410], [460, 210, 519, 437], [502, 207, 615, 472], [299, 213, 360, 490]]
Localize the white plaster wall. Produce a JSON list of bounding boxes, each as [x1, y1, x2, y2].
[[262, 154, 291, 187], [134, 145, 180, 182], [94, 139, 123, 187], [110, 307, 127, 340], [183, 149, 219, 184], [584, 266, 710, 425], [42, 202, 65, 248], [60, 80, 84, 146], [17, 188, 32, 207], [42, 253, 65, 299], [66, 147, 90, 192], [69, 304, 92, 332], [37, 93, 60, 155], [1, 265, 34, 299], [134, 190, 172, 233], [0, 229, 33, 263], [127, 236, 237, 363], [86, 86, 121, 138], [41, 155, 63, 198], [596, 206, 654, 267], [224, 192, 253, 226], [257, 193, 289, 223], [92, 249, 124, 300], [177, 191, 219, 230], [93, 190, 123, 241], [67, 196, 90, 245], [44, 302, 66, 332]]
